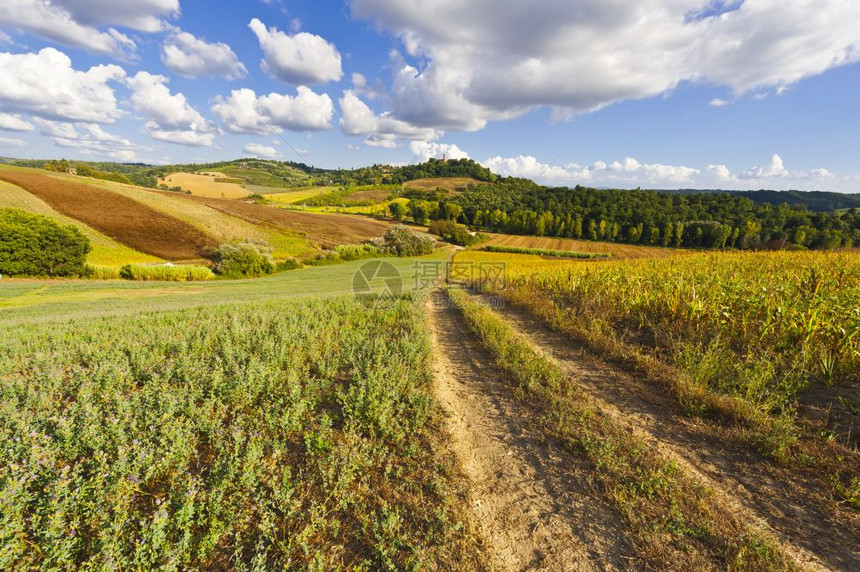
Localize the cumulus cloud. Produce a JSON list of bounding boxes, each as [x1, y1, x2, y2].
[[340, 90, 439, 148], [33, 118, 147, 160], [243, 142, 281, 160], [211, 87, 334, 135], [0, 136, 26, 148], [0, 48, 125, 123], [350, 0, 860, 129], [709, 98, 731, 107], [162, 31, 247, 79], [248, 18, 343, 85], [0, 0, 178, 58], [0, 113, 34, 132], [409, 141, 469, 162], [482, 155, 701, 186], [127, 71, 218, 147], [710, 154, 834, 186]]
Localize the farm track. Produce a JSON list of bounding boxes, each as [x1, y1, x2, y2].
[[427, 291, 636, 571], [478, 293, 859, 571]]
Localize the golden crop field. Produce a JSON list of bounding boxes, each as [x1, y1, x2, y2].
[[157, 172, 250, 199], [404, 177, 480, 193], [482, 232, 678, 258]]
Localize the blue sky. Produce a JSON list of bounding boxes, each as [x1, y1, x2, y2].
[[0, 0, 858, 192]]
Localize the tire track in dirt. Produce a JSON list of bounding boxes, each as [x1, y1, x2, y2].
[[427, 291, 636, 571], [482, 294, 858, 571]]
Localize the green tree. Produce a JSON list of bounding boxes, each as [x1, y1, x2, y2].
[[388, 202, 407, 221], [0, 209, 90, 276]]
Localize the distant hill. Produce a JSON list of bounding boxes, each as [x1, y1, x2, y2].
[[657, 189, 860, 212]]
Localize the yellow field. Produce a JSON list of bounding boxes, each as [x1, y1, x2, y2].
[[266, 187, 337, 205], [158, 172, 250, 199], [482, 233, 678, 259], [59, 176, 313, 259], [0, 179, 162, 266], [404, 177, 479, 193]]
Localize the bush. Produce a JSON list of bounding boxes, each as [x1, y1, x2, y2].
[[213, 241, 275, 278], [0, 208, 91, 277], [428, 220, 486, 246], [275, 258, 303, 272], [335, 243, 381, 261], [304, 250, 342, 266], [370, 225, 436, 257], [118, 264, 214, 281]]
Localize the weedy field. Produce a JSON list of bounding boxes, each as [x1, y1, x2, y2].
[[0, 295, 480, 570]]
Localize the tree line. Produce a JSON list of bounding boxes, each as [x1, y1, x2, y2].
[[410, 181, 860, 249]]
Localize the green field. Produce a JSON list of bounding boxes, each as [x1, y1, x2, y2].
[[0, 250, 449, 325], [0, 295, 477, 569]]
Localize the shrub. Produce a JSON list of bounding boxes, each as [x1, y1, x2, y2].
[[213, 241, 275, 278], [429, 219, 486, 246], [370, 225, 437, 257], [304, 250, 342, 266], [335, 243, 381, 261], [0, 208, 90, 276], [118, 264, 214, 281], [275, 258, 303, 272]]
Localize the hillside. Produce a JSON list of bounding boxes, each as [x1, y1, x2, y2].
[[0, 165, 398, 263]]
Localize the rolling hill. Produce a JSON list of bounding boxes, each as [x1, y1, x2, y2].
[[0, 165, 399, 264]]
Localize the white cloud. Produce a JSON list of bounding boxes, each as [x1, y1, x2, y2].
[[0, 49, 125, 124], [711, 154, 835, 186], [127, 71, 217, 147], [350, 0, 860, 130], [340, 90, 439, 147], [162, 31, 247, 80], [740, 154, 788, 179], [248, 18, 343, 85], [482, 155, 700, 186], [211, 87, 334, 135], [51, 0, 178, 32], [708, 164, 733, 181], [482, 155, 581, 182], [709, 98, 731, 107], [0, 0, 178, 58], [0, 113, 34, 132], [33, 118, 147, 160], [243, 142, 281, 160], [409, 141, 469, 162], [0, 136, 26, 148]]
